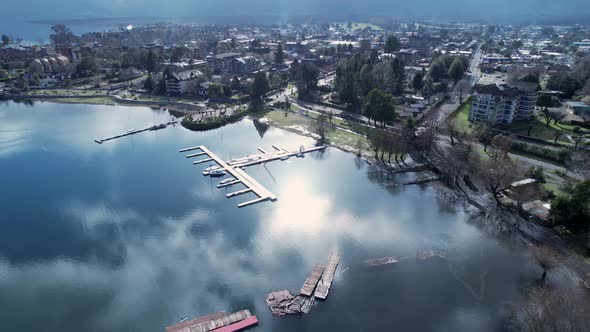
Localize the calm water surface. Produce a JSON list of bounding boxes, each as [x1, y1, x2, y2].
[[0, 101, 535, 331]]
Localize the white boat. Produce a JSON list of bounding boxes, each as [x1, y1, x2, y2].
[[127, 128, 136, 133], [209, 169, 227, 177], [220, 177, 235, 185], [280, 155, 290, 161], [204, 165, 220, 172]]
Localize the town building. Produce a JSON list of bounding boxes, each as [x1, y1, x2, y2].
[[394, 49, 418, 65], [231, 56, 259, 75], [206, 52, 241, 74], [407, 35, 432, 57], [565, 101, 590, 116], [165, 69, 205, 95], [469, 81, 538, 124]]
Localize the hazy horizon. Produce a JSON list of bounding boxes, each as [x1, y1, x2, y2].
[[3, 0, 590, 24], [2, 0, 590, 42]]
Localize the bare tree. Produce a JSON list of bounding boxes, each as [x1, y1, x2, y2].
[[447, 118, 465, 146], [313, 114, 330, 144], [474, 124, 495, 152], [531, 245, 561, 282], [455, 79, 471, 103], [513, 286, 590, 332], [488, 135, 513, 162], [478, 155, 520, 206]]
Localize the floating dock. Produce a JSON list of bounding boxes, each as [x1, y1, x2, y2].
[[365, 256, 407, 267], [210, 316, 259, 332], [300, 264, 325, 297], [166, 310, 257, 332], [417, 249, 448, 260], [166, 312, 226, 332], [314, 252, 341, 300], [95, 121, 177, 144], [178, 144, 326, 207]]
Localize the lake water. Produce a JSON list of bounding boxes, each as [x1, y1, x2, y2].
[[0, 100, 536, 331]]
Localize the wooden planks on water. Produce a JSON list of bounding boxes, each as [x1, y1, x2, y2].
[[210, 316, 258, 332], [198, 310, 252, 332], [165, 312, 226, 332], [314, 252, 341, 300], [417, 249, 448, 260], [299, 264, 325, 296]]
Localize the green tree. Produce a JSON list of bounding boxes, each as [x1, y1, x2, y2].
[[143, 75, 155, 92], [294, 62, 319, 97], [250, 71, 270, 101], [1, 34, 9, 46], [49, 24, 77, 44], [384, 35, 401, 53], [154, 77, 167, 95], [430, 58, 447, 80], [412, 72, 424, 91], [171, 46, 187, 63], [146, 50, 158, 74], [362, 89, 396, 127], [207, 83, 224, 99], [448, 57, 465, 83], [275, 42, 284, 64], [549, 180, 590, 226], [76, 56, 97, 76], [230, 75, 240, 91], [250, 39, 261, 49]]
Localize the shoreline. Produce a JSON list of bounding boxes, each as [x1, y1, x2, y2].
[[3, 95, 588, 277]]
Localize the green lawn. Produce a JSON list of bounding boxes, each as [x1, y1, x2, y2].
[[29, 89, 108, 96], [447, 99, 476, 135], [263, 110, 371, 152], [49, 97, 116, 105], [499, 117, 584, 144]]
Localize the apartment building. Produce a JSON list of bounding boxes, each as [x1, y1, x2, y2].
[[469, 81, 538, 124]]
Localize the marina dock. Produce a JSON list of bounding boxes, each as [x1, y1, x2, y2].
[[299, 264, 325, 296], [95, 121, 177, 144], [178, 144, 326, 207], [314, 252, 341, 300]]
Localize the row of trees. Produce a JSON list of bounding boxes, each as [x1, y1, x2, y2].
[[334, 52, 405, 107], [546, 55, 590, 98], [430, 54, 469, 83], [290, 59, 320, 98]]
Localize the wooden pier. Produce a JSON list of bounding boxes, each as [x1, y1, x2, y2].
[[178, 144, 326, 207], [95, 121, 177, 144], [299, 264, 325, 297], [314, 252, 341, 300]]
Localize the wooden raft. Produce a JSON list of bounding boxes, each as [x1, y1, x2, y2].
[[314, 252, 341, 300], [299, 264, 325, 296]]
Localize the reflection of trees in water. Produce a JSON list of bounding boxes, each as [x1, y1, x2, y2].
[[435, 191, 460, 214], [252, 118, 269, 138], [11, 99, 35, 107], [353, 156, 364, 171], [311, 147, 328, 161]]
